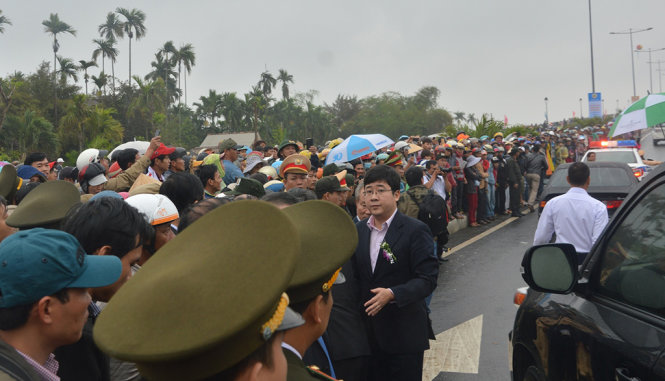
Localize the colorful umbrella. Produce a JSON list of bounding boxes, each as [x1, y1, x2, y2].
[[325, 134, 394, 165], [609, 93, 665, 137]]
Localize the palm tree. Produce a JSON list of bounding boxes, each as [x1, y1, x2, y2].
[[116, 7, 146, 85], [453, 111, 466, 125], [145, 52, 179, 105], [98, 12, 123, 40], [194, 90, 222, 129], [277, 69, 294, 100], [157, 41, 176, 101], [78, 60, 97, 95], [173, 43, 195, 104], [91, 72, 108, 95], [42, 13, 76, 122], [467, 113, 476, 125], [0, 10, 12, 34], [92, 38, 118, 95], [56, 56, 78, 84], [60, 94, 91, 152], [258, 71, 277, 98], [98, 12, 124, 93]]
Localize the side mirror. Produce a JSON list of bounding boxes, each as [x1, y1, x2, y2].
[[521, 244, 579, 294]]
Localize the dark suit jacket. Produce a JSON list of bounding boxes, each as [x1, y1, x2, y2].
[[353, 211, 439, 354]]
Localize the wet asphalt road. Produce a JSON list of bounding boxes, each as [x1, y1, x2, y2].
[[426, 133, 665, 380]]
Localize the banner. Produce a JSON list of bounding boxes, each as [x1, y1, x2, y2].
[[588, 92, 602, 118]]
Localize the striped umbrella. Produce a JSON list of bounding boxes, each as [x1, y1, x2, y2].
[[609, 93, 665, 137]]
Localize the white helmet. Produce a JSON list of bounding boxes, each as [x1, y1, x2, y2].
[[125, 194, 179, 226], [394, 141, 409, 151], [76, 148, 104, 170]]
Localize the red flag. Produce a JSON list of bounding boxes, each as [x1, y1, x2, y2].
[[504, 115, 508, 126], [573, 111, 576, 118]]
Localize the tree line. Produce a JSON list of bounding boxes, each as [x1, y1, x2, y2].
[[0, 8, 525, 163]]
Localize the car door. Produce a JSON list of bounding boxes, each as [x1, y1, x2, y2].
[[562, 177, 665, 380]]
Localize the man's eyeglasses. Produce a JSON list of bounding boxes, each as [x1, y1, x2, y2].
[[363, 188, 393, 197]]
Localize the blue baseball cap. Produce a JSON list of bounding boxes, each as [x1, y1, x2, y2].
[[0, 228, 122, 308], [17, 165, 46, 182]]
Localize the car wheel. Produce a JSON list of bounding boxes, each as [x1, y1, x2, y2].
[[523, 365, 546, 381]]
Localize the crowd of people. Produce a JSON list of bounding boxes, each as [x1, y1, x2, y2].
[[0, 124, 615, 381]]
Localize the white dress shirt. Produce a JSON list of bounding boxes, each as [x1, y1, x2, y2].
[[533, 187, 609, 252], [367, 209, 398, 272]]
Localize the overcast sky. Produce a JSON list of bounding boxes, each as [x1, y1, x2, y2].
[[2, 0, 665, 126]]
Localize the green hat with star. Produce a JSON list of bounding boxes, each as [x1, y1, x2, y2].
[[93, 200, 305, 381], [6, 180, 81, 229], [282, 200, 358, 303]]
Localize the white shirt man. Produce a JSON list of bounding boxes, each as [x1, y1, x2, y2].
[[533, 163, 608, 256]]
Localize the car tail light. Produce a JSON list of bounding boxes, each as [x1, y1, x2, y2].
[[633, 168, 644, 178], [514, 287, 528, 307], [539, 201, 547, 208], [603, 200, 623, 209]]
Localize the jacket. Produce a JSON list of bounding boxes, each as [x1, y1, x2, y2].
[[506, 156, 522, 185], [495, 156, 508, 187], [352, 212, 438, 354], [0, 338, 41, 381], [397, 185, 430, 219], [464, 166, 480, 194], [525, 152, 548, 174], [104, 156, 151, 192]]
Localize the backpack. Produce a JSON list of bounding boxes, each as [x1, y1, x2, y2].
[[408, 189, 447, 236]]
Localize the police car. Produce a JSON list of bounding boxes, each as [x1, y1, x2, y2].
[[581, 140, 651, 180]]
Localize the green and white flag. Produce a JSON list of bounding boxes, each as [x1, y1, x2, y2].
[[610, 93, 665, 137]]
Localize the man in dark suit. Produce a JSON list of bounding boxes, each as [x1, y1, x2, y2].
[[352, 164, 439, 381]]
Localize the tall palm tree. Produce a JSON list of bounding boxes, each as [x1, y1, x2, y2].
[[56, 56, 78, 84], [78, 60, 97, 95], [98, 12, 124, 92], [42, 13, 76, 122], [60, 94, 91, 152], [194, 90, 222, 129], [258, 71, 277, 98], [173, 43, 195, 104], [146, 52, 179, 105], [92, 39, 117, 95], [115, 8, 146, 86], [0, 10, 12, 34], [277, 69, 293, 100]]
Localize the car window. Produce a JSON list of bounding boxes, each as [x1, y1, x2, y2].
[[593, 151, 637, 164], [595, 182, 665, 316], [548, 167, 633, 187]]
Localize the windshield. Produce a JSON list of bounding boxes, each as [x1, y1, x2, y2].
[[590, 151, 637, 164], [549, 167, 634, 188]]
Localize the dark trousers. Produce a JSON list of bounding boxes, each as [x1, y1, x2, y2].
[[333, 356, 370, 381], [477, 188, 488, 220], [452, 183, 464, 214], [495, 185, 506, 214], [509, 184, 521, 213], [368, 351, 424, 381]]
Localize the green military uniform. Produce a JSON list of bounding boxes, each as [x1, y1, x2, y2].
[[94, 201, 309, 381], [0, 164, 21, 203], [280, 200, 359, 381]]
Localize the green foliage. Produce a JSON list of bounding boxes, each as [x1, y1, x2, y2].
[[340, 87, 452, 140]]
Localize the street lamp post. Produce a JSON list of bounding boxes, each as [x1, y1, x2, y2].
[[588, 0, 596, 93], [610, 27, 653, 97], [636, 47, 665, 93], [579, 98, 583, 118], [544, 97, 549, 124]]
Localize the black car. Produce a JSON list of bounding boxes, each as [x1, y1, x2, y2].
[[538, 162, 638, 216], [511, 162, 665, 380]]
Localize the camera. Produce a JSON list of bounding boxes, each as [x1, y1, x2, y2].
[[439, 166, 452, 173]]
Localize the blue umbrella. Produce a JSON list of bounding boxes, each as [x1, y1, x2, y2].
[[325, 134, 394, 165]]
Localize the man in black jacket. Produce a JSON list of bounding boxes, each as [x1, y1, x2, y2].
[[506, 148, 525, 217], [524, 145, 548, 211], [352, 165, 439, 381], [494, 147, 508, 215]]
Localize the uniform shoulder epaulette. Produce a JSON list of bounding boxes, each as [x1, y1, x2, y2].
[[306, 365, 340, 381]]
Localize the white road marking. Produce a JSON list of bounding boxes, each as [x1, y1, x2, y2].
[[442, 216, 520, 258], [423, 315, 483, 380]]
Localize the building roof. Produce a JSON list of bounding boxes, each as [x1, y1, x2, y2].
[[197, 132, 261, 150]]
